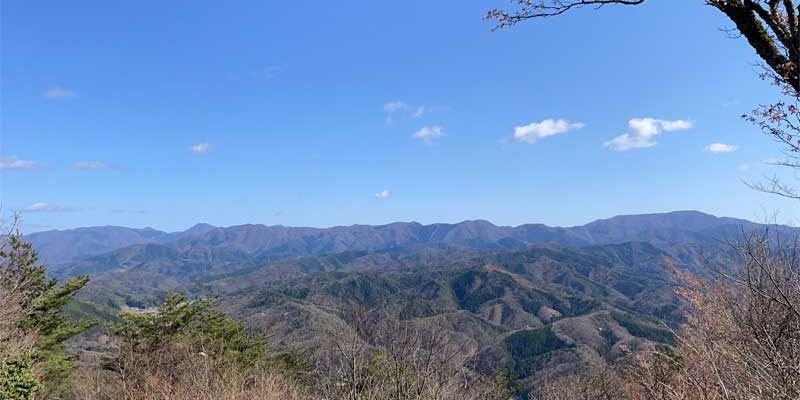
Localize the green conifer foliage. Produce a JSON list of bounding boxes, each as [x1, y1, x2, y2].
[[0, 232, 94, 399]]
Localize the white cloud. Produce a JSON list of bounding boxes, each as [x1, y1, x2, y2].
[[413, 125, 445, 145], [0, 156, 43, 170], [384, 101, 408, 113], [191, 143, 211, 154], [73, 161, 109, 170], [705, 143, 738, 153], [384, 101, 408, 125], [659, 120, 693, 131], [513, 118, 584, 144], [374, 189, 392, 199], [383, 101, 440, 124], [41, 87, 78, 99], [23, 202, 79, 213], [603, 118, 693, 151]]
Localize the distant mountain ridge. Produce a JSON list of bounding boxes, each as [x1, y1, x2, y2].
[[25, 223, 217, 265], [28, 210, 774, 277]]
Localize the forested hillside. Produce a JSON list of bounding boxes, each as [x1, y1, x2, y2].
[[1, 212, 767, 398]]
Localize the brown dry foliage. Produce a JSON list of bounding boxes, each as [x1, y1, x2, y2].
[[530, 365, 625, 400], [72, 306, 512, 400], [72, 339, 305, 400], [537, 230, 800, 400], [314, 306, 513, 400], [0, 264, 36, 368], [0, 220, 38, 363], [0, 218, 41, 399]]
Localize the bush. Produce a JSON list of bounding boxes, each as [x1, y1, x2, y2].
[[77, 293, 310, 400], [0, 358, 38, 400]]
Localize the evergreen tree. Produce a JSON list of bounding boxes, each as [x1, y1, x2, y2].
[[0, 231, 95, 399], [111, 293, 268, 369]]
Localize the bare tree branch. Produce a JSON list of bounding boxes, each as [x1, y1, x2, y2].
[[486, 0, 800, 94]]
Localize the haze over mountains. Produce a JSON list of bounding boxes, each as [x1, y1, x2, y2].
[[27, 210, 760, 271]]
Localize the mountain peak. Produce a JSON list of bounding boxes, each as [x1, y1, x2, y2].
[[181, 223, 217, 235], [29, 211, 769, 268], [587, 210, 720, 226], [458, 219, 497, 227]]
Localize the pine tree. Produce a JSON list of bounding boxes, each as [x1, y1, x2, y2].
[[0, 231, 95, 399]]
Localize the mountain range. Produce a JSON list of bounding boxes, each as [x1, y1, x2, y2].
[[27, 210, 762, 276], [38, 210, 782, 394]]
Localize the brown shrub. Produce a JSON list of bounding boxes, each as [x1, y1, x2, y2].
[[72, 343, 305, 400]]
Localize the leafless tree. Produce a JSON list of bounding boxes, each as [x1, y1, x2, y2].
[[744, 74, 800, 198], [0, 215, 40, 396], [73, 343, 306, 400], [529, 365, 625, 400], [317, 305, 512, 400], [486, 1, 799, 96], [315, 304, 382, 400], [623, 229, 800, 400], [524, 226, 800, 400], [0, 215, 40, 335]]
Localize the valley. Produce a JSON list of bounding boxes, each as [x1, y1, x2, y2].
[[30, 210, 760, 394]]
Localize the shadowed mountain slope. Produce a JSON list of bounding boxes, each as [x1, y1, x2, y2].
[[44, 211, 764, 278], [25, 223, 217, 265]]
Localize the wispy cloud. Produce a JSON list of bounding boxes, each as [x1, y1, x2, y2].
[[374, 189, 392, 199], [0, 156, 43, 170], [513, 118, 584, 144], [191, 143, 212, 154], [413, 126, 445, 145], [41, 87, 78, 99], [384, 101, 408, 113], [603, 118, 692, 151], [383, 101, 442, 124], [384, 101, 408, 125], [23, 202, 79, 213], [72, 161, 109, 170], [705, 143, 738, 153]]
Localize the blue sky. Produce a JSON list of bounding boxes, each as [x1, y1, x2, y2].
[[2, 0, 798, 232]]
